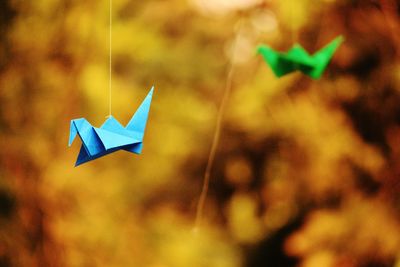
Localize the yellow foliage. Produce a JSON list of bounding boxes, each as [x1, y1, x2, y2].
[[0, 0, 399, 267]]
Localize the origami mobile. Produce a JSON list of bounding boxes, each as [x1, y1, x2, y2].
[[69, 87, 154, 166], [257, 35, 344, 79]]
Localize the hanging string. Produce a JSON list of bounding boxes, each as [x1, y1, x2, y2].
[[108, 0, 113, 117], [194, 20, 244, 231]]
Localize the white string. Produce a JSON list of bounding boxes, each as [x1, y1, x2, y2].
[[108, 0, 113, 117], [194, 20, 244, 231]]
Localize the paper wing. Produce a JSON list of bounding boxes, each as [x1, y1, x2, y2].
[[308, 35, 344, 79], [93, 128, 140, 150], [257, 45, 297, 77]]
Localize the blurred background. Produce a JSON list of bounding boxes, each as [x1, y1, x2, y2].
[[1, 0, 400, 266]]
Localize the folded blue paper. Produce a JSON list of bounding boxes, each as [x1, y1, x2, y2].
[[69, 87, 154, 166]]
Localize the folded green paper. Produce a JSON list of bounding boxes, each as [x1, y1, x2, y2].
[[257, 35, 344, 79]]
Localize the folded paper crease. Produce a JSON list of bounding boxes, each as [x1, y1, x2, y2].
[[69, 87, 154, 166]]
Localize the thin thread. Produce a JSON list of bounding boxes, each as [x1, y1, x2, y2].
[[108, 0, 113, 117], [194, 21, 243, 230]]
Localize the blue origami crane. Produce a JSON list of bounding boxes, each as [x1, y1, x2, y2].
[[69, 87, 154, 166]]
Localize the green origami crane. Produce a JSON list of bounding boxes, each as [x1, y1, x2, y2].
[[257, 36, 344, 79]]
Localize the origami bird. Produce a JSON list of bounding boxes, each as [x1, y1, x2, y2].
[[257, 35, 344, 79], [69, 87, 154, 166]]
